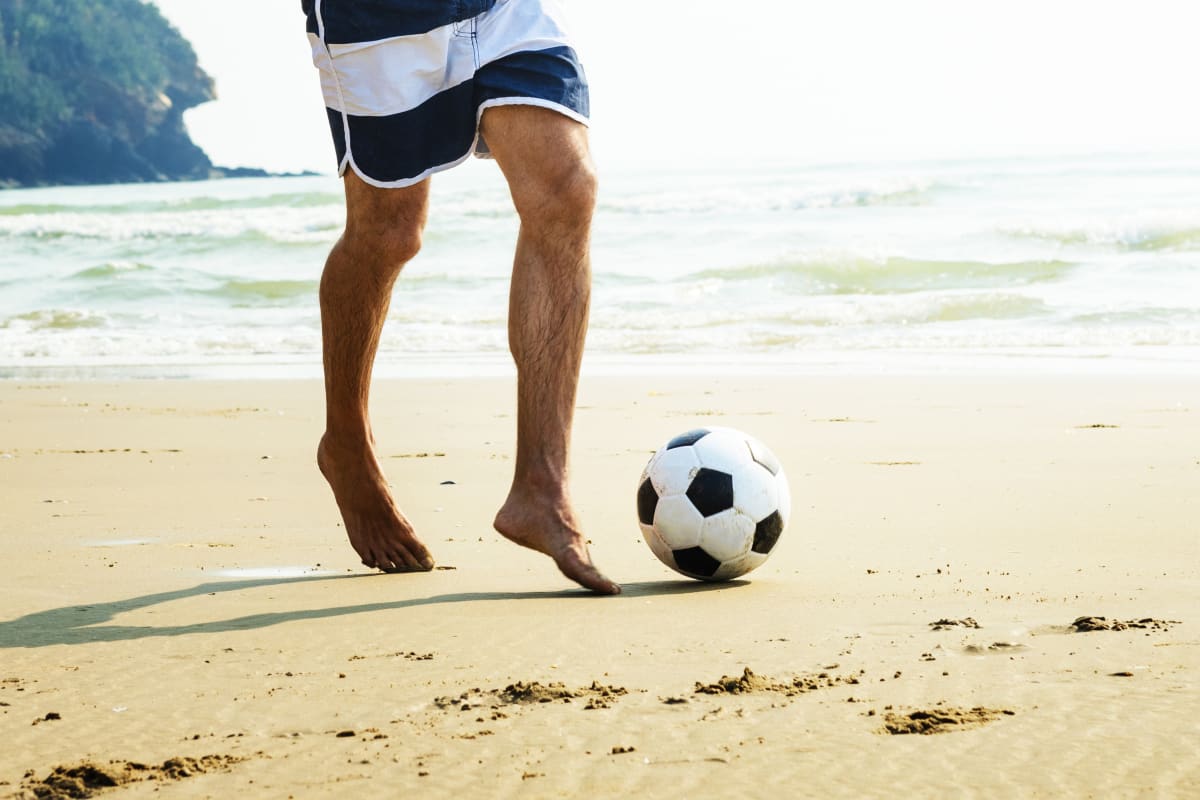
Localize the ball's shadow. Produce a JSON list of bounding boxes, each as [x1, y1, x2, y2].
[[618, 578, 752, 598]]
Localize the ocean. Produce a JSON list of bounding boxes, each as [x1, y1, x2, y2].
[[2, 152, 1199, 379]]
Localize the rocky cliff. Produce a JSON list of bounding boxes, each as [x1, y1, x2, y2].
[[0, 0, 217, 187]]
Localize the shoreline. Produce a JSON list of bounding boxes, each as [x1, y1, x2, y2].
[[3, 345, 1199, 382]]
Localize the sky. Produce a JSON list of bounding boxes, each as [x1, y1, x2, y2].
[[153, 0, 1200, 174]]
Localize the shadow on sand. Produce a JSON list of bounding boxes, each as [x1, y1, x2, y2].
[[0, 574, 747, 649]]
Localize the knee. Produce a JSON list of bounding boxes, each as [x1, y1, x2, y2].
[[514, 157, 598, 230], [343, 219, 424, 269], [321, 222, 422, 303]]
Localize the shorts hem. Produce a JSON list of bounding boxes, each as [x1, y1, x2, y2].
[[341, 99, 590, 188], [341, 148, 476, 189], [475, 97, 590, 129]]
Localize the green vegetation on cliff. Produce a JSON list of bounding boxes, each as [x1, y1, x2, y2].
[[0, 0, 216, 186]]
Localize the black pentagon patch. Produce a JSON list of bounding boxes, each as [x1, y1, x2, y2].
[[673, 546, 721, 578], [666, 428, 711, 450], [636, 478, 659, 526], [686, 468, 734, 517], [752, 511, 784, 554], [747, 439, 782, 476]]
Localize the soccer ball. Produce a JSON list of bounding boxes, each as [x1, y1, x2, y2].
[[636, 427, 791, 581]]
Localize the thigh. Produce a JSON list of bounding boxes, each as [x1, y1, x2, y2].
[[478, 105, 594, 212], [342, 169, 432, 243]]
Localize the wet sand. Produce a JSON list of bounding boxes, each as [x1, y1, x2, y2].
[[1, 375, 1197, 798]]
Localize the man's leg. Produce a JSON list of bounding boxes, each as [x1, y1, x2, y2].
[[481, 105, 620, 595], [317, 170, 435, 572]]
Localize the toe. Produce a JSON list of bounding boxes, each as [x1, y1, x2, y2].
[[411, 545, 435, 571], [557, 547, 621, 595], [385, 545, 418, 571], [400, 547, 429, 571], [373, 553, 399, 572]]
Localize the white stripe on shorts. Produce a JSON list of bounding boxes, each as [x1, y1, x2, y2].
[[310, 0, 577, 119]]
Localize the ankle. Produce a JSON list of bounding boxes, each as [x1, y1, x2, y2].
[[510, 470, 570, 503], [318, 433, 379, 477], [320, 423, 375, 451]]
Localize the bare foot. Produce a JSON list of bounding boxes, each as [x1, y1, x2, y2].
[[318, 433, 434, 572], [494, 486, 621, 595]]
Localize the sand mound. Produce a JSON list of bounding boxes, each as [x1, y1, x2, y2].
[[435, 680, 628, 712], [1070, 616, 1180, 633], [19, 756, 242, 799], [497, 680, 627, 708], [930, 618, 980, 630], [693, 667, 859, 696], [879, 707, 1015, 735]]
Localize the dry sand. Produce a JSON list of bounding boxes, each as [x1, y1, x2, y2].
[[1, 374, 1197, 798]]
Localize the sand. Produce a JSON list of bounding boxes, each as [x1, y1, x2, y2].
[[1, 374, 1197, 798]]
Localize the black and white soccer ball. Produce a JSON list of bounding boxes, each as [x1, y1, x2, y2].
[[636, 427, 791, 581]]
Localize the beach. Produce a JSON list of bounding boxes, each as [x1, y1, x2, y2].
[[3, 0, 1199, 793], [2, 374, 1197, 798]]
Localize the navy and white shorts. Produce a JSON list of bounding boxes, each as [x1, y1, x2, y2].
[[302, 0, 590, 188]]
